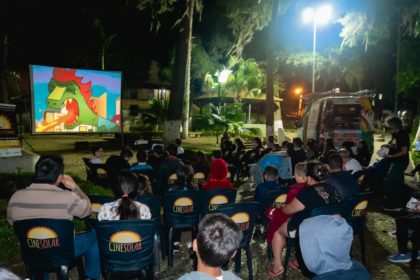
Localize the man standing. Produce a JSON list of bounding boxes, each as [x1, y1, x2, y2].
[[7, 155, 100, 280], [382, 117, 410, 210], [326, 154, 360, 200]]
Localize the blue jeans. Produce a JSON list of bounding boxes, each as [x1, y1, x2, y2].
[[44, 230, 100, 279]]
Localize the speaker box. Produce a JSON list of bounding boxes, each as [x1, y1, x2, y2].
[[130, 105, 139, 116]]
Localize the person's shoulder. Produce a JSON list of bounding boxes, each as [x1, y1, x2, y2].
[[178, 271, 218, 280], [222, 270, 243, 280]]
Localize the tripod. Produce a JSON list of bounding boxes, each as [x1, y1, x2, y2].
[[19, 112, 36, 153]]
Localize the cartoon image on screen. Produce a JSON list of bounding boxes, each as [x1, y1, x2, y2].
[[31, 65, 122, 134]]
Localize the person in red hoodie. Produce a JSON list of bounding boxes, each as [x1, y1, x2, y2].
[[266, 162, 307, 275], [202, 159, 233, 190]]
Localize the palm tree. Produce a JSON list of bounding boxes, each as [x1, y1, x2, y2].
[[140, 99, 169, 131], [93, 18, 116, 71]]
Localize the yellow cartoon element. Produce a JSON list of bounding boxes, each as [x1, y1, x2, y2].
[[0, 114, 12, 129], [210, 195, 228, 205], [27, 227, 57, 239]]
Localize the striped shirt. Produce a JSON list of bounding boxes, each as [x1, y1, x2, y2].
[[7, 183, 91, 224]]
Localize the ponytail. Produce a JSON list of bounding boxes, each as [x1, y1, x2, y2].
[[116, 170, 140, 220]]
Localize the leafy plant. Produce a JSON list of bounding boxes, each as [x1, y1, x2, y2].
[[140, 99, 169, 131]]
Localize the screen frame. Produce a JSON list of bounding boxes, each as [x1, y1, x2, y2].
[[29, 64, 123, 135]]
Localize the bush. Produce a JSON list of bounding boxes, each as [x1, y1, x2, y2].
[[0, 216, 20, 261]]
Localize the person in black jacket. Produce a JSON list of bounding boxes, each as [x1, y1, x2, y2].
[[355, 140, 371, 167]]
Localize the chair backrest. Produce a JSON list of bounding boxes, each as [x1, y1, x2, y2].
[[245, 150, 258, 163], [160, 167, 178, 192], [86, 195, 114, 230], [237, 150, 245, 161], [132, 169, 155, 184], [352, 170, 365, 184], [341, 192, 373, 219], [83, 158, 94, 182], [200, 189, 237, 217], [96, 220, 156, 272], [163, 190, 201, 228], [264, 187, 291, 210], [14, 219, 75, 269], [136, 195, 161, 229], [216, 202, 259, 248], [192, 166, 210, 186], [91, 164, 109, 188], [310, 205, 343, 217], [227, 166, 237, 183]]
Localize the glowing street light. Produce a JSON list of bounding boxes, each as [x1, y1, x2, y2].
[[295, 88, 303, 116], [303, 5, 332, 93]]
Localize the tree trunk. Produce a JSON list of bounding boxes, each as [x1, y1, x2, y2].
[[0, 34, 8, 104], [266, 0, 280, 137], [182, 0, 195, 139], [102, 45, 105, 70], [395, 16, 401, 114], [163, 1, 191, 144]]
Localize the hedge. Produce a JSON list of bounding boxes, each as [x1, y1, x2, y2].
[[0, 172, 112, 261]]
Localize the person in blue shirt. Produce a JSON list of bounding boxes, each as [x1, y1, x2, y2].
[[253, 165, 281, 243], [130, 149, 153, 171]]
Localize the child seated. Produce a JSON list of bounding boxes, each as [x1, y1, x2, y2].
[[253, 165, 280, 243], [129, 149, 153, 171], [179, 213, 243, 280]]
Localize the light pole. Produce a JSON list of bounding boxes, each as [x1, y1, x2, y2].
[[295, 88, 303, 116], [303, 6, 332, 93]]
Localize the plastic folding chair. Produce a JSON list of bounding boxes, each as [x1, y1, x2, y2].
[[85, 195, 114, 230], [200, 189, 237, 218]]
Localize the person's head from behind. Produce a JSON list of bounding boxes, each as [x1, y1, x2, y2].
[[268, 135, 275, 143], [211, 150, 222, 161], [293, 137, 303, 148], [167, 143, 178, 157], [174, 165, 197, 190], [264, 165, 278, 182], [92, 147, 103, 158], [286, 142, 294, 151], [327, 153, 343, 172], [357, 140, 369, 153], [136, 149, 148, 163], [281, 141, 288, 149], [175, 138, 182, 147], [253, 137, 262, 149], [340, 141, 354, 153], [386, 116, 403, 133], [115, 170, 140, 220], [294, 162, 307, 183], [193, 213, 242, 270], [193, 151, 207, 167], [325, 138, 334, 149], [337, 148, 351, 164], [222, 140, 230, 149], [306, 140, 316, 151], [120, 149, 133, 162], [235, 138, 244, 147], [272, 144, 281, 152], [305, 161, 328, 185], [153, 144, 164, 158], [35, 155, 65, 186], [299, 215, 354, 276], [137, 174, 153, 195]]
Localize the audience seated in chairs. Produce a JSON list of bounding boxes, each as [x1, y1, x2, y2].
[[253, 165, 281, 243], [266, 163, 308, 244], [251, 136, 263, 159], [168, 165, 198, 252], [148, 144, 165, 170], [176, 138, 185, 156], [305, 140, 318, 161], [222, 140, 235, 163], [137, 174, 154, 195], [192, 151, 211, 187], [268, 161, 341, 276], [388, 201, 420, 264], [89, 146, 104, 164], [338, 148, 362, 175], [233, 138, 246, 156], [300, 215, 372, 280], [210, 150, 222, 163], [340, 141, 355, 158], [156, 144, 184, 189], [266, 134, 275, 149], [355, 140, 372, 167], [98, 170, 151, 221], [105, 148, 133, 189], [130, 149, 153, 171], [272, 144, 282, 152], [7, 155, 100, 280], [202, 159, 233, 190], [179, 213, 243, 280], [326, 153, 360, 200]]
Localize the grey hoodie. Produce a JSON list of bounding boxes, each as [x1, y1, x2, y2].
[[300, 215, 371, 280], [178, 271, 242, 280]]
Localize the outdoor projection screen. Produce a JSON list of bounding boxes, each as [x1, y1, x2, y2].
[[30, 65, 122, 134]]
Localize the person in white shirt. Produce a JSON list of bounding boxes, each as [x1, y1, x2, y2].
[[338, 148, 362, 175], [89, 147, 103, 164], [98, 170, 151, 221], [176, 138, 184, 155]]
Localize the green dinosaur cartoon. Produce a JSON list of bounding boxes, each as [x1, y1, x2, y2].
[[44, 68, 119, 132]]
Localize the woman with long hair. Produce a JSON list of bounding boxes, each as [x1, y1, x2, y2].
[[340, 141, 355, 158], [169, 165, 198, 191], [323, 138, 336, 156], [98, 170, 151, 220], [268, 161, 341, 276], [192, 151, 210, 186], [137, 174, 153, 195], [355, 140, 371, 167]]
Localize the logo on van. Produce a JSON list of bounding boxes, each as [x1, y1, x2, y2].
[[173, 197, 193, 213], [209, 195, 228, 211], [89, 203, 103, 219], [273, 194, 287, 208], [109, 231, 142, 252], [231, 212, 250, 231], [27, 227, 59, 249], [168, 173, 177, 184], [352, 200, 368, 217]]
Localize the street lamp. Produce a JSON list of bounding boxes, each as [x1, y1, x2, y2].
[[303, 5, 332, 93], [217, 69, 232, 109], [295, 88, 303, 116]]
